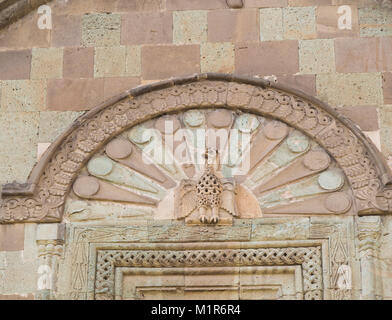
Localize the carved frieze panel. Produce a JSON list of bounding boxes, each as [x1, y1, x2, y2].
[[1, 74, 391, 223]]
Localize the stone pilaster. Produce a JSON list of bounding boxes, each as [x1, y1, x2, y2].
[[357, 216, 382, 300]]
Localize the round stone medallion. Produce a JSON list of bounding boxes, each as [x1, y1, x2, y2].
[[129, 126, 154, 144], [207, 109, 232, 128], [73, 176, 100, 198], [303, 151, 331, 171], [318, 170, 344, 191], [287, 133, 309, 153], [236, 114, 260, 133], [105, 139, 133, 160], [263, 121, 288, 140], [184, 110, 205, 127], [155, 116, 181, 134], [87, 157, 113, 176], [324, 192, 352, 213]]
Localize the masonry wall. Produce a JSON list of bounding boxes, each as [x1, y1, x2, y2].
[[0, 0, 392, 299]]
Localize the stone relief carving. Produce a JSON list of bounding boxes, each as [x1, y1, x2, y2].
[[94, 246, 322, 300], [0, 74, 391, 224]]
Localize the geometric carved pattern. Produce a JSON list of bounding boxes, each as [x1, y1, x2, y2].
[[95, 247, 323, 300], [1, 74, 391, 223]]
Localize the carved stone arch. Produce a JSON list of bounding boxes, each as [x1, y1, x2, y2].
[[1, 73, 392, 224]]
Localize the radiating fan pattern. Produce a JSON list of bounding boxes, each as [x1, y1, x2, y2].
[[65, 108, 354, 223]]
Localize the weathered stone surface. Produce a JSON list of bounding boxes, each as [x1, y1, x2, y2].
[[201, 42, 234, 73], [359, 7, 392, 37], [316, 72, 383, 106], [235, 41, 299, 75], [63, 47, 94, 79], [380, 105, 392, 156], [260, 8, 284, 41], [0, 224, 24, 251], [81, 13, 121, 47], [94, 46, 126, 78], [299, 39, 335, 74], [316, 5, 359, 38], [47, 79, 104, 111], [121, 12, 172, 45], [125, 46, 142, 76], [245, 0, 287, 7], [0, 49, 31, 80], [208, 9, 260, 43], [335, 37, 392, 73], [141, 45, 200, 79], [383, 72, 392, 104], [51, 15, 81, 47], [283, 6, 316, 39], [251, 218, 309, 240], [289, 0, 331, 4], [1, 80, 46, 111], [38, 111, 83, 142], [0, 112, 39, 184], [31, 48, 63, 80], [173, 10, 207, 44]]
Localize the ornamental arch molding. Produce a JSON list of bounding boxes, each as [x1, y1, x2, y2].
[[1, 73, 392, 224]]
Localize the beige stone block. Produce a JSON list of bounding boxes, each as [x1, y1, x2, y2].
[[82, 13, 121, 47], [289, 0, 331, 5], [201, 42, 234, 73], [383, 72, 392, 104], [125, 46, 142, 76], [94, 46, 127, 78], [299, 39, 335, 74], [380, 105, 392, 156], [31, 48, 63, 80], [0, 112, 39, 184], [173, 10, 207, 44], [359, 7, 392, 37], [260, 8, 284, 41], [245, 0, 288, 7], [38, 111, 83, 143], [37, 142, 51, 161], [1, 80, 46, 112], [316, 73, 383, 106], [166, 0, 226, 10], [36, 224, 65, 241], [283, 6, 317, 39]]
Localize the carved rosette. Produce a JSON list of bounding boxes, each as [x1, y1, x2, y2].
[[0, 75, 390, 223]]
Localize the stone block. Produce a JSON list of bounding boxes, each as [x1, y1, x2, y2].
[[38, 111, 83, 142], [335, 37, 392, 73], [383, 72, 392, 104], [337, 105, 379, 131], [299, 39, 335, 74], [283, 6, 316, 39], [141, 45, 200, 80], [173, 10, 207, 44], [245, 0, 287, 7], [251, 218, 309, 240], [276, 74, 316, 96], [208, 9, 260, 43], [316, 5, 359, 38], [31, 48, 63, 80], [316, 72, 383, 106], [125, 46, 142, 76], [260, 8, 284, 41], [166, 0, 226, 10], [380, 105, 392, 156], [0, 224, 24, 251], [0, 50, 31, 80], [116, 0, 164, 11], [1, 80, 46, 111], [63, 47, 94, 79], [201, 42, 235, 73], [94, 46, 127, 78], [51, 14, 81, 47], [103, 77, 141, 100], [47, 79, 104, 111], [0, 12, 50, 48], [81, 13, 121, 47], [289, 0, 331, 5], [0, 112, 39, 184], [359, 7, 392, 37], [121, 12, 172, 45], [235, 41, 299, 76], [36, 224, 65, 241]]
